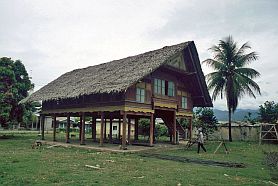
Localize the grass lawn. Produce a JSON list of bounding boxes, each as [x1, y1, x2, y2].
[[0, 132, 277, 186]]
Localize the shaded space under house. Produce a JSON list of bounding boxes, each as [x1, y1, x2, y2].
[[22, 41, 212, 149]]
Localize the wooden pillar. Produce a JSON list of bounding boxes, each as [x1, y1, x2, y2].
[[104, 118, 107, 141], [134, 118, 139, 141], [100, 112, 104, 146], [80, 112, 85, 145], [189, 116, 193, 141], [36, 117, 39, 131], [172, 111, 177, 144], [127, 118, 131, 144], [118, 117, 121, 140], [66, 114, 70, 143], [41, 115, 45, 140], [153, 116, 156, 143], [109, 115, 113, 143], [149, 114, 154, 146], [170, 131, 173, 143], [79, 115, 82, 140], [92, 116, 97, 142], [53, 115, 57, 142], [121, 112, 127, 149]]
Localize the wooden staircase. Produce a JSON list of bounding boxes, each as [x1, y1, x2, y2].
[[159, 115, 186, 141], [176, 119, 186, 140]]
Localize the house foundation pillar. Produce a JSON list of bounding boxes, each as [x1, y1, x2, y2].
[[66, 114, 70, 143], [92, 116, 96, 142], [80, 112, 85, 145], [134, 118, 139, 141], [109, 115, 113, 143], [149, 113, 154, 146], [100, 112, 104, 146], [41, 114, 45, 140], [53, 115, 57, 142], [172, 111, 177, 145], [121, 112, 127, 149], [118, 117, 121, 140], [127, 118, 131, 144], [79, 115, 82, 140], [189, 116, 193, 141]]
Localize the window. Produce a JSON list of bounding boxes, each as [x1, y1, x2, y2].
[[154, 78, 166, 95], [154, 79, 160, 94], [182, 96, 188, 109], [154, 79, 165, 95], [136, 87, 145, 103], [154, 78, 175, 96], [161, 80, 165, 95], [113, 126, 117, 130], [168, 81, 175, 97]]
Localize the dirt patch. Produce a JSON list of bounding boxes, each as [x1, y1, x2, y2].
[[139, 153, 246, 168], [0, 135, 14, 140]]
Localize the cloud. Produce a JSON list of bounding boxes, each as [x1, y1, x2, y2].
[[0, 0, 277, 110]]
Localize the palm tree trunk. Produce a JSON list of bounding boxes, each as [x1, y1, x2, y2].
[[228, 108, 232, 142]]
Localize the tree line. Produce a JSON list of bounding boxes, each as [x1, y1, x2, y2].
[[0, 57, 38, 129]]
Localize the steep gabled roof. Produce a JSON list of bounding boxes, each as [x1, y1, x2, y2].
[[25, 41, 212, 107]]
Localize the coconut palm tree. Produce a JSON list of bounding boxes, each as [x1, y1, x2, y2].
[[203, 36, 261, 141]]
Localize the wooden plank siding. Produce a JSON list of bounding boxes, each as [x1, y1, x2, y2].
[[42, 50, 194, 116]]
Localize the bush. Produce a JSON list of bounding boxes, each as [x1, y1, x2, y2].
[[263, 152, 278, 181], [155, 124, 168, 138]]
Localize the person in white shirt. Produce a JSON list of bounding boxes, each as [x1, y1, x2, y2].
[[197, 127, 206, 153]]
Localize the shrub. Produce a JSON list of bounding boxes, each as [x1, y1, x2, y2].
[[263, 151, 278, 181]]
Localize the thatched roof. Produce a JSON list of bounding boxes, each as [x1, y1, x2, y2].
[[24, 41, 212, 106]]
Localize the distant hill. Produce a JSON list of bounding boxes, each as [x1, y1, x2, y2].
[[213, 109, 259, 122]]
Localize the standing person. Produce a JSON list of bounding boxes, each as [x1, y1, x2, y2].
[[197, 127, 206, 153]]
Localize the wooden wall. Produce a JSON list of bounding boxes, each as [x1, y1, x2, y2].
[[42, 49, 196, 114]]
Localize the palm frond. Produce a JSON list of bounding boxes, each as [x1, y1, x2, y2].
[[233, 73, 261, 98], [208, 45, 226, 62], [236, 51, 259, 67], [236, 42, 251, 56], [206, 72, 226, 100], [234, 68, 261, 79], [202, 59, 226, 70]]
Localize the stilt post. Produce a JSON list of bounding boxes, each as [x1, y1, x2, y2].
[[41, 114, 45, 140], [109, 115, 113, 143], [92, 116, 96, 142], [80, 112, 85, 145], [149, 113, 154, 146], [100, 112, 104, 146], [134, 117, 139, 141], [53, 115, 57, 142], [172, 111, 177, 144], [118, 116, 121, 140], [127, 118, 131, 144], [79, 115, 82, 140], [66, 114, 70, 143], [189, 116, 193, 141], [104, 118, 107, 141], [121, 112, 127, 149]]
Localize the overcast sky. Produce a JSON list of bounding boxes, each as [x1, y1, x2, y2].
[[1, 0, 277, 110]]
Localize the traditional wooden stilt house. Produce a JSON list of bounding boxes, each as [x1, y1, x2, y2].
[[23, 41, 212, 149]]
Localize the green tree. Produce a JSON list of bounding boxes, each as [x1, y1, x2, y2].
[[138, 118, 150, 139], [258, 101, 278, 123], [0, 57, 34, 128], [243, 112, 257, 125], [155, 123, 168, 139], [203, 36, 261, 141], [194, 107, 218, 139]]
